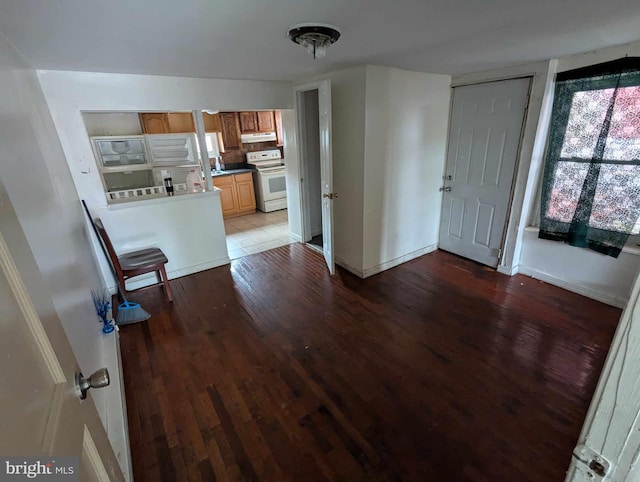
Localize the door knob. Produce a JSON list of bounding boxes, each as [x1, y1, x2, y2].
[[75, 368, 110, 400], [439, 186, 452, 192]]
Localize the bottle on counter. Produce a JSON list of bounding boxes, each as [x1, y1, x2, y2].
[[186, 169, 203, 193], [164, 177, 174, 196]]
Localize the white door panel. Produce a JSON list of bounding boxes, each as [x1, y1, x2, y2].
[[318, 79, 335, 274], [439, 78, 530, 267], [0, 182, 122, 479], [566, 270, 640, 481], [295, 80, 335, 275], [446, 197, 466, 239]]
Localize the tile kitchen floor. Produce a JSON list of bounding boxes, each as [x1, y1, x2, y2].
[[224, 209, 295, 260]]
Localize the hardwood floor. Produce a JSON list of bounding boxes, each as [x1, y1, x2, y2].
[[119, 245, 621, 481]]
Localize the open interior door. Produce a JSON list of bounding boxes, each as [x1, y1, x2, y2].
[[0, 183, 123, 481], [318, 79, 335, 274], [565, 269, 640, 481]]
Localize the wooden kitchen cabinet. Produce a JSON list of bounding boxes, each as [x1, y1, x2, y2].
[[203, 112, 221, 132], [139, 113, 169, 134], [235, 173, 256, 212], [219, 112, 241, 150], [140, 112, 195, 134], [257, 111, 275, 132], [239, 112, 258, 133], [274, 110, 284, 146], [214, 175, 239, 217], [238, 111, 276, 134], [167, 113, 195, 132], [213, 172, 256, 218]]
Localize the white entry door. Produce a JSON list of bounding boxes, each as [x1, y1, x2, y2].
[[0, 184, 123, 481], [439, 78, 530, 267]]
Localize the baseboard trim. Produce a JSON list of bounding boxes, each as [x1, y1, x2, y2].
[[335, 257, 364, 278], [108, 256, 230, 292], [289, 232, 303, 243], [362, 244, 438, 279], [518, 266, 627, 308], [497, 264, 520, 276]]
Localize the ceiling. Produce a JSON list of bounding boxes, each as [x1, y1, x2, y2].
[[1, 0, 640, 81]]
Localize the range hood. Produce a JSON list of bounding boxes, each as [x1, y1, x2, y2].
[[241, 132, 277, 144]]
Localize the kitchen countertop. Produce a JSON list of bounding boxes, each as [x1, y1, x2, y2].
[[211, 168, 255, 177], [107, 188, 221, 210]]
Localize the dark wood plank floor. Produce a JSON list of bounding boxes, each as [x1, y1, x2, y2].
[[120, 245, 621, 482]]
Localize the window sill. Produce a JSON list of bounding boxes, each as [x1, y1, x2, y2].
[[523, 226, 640, 256]]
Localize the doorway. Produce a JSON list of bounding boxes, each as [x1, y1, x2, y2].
[[300, 90, 323, 251], [438, 77, 531, 267], [295, 80, 335, 274]]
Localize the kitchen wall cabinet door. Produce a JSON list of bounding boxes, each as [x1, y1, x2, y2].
[[235, 173, 256, 213], [239, 112, 258, 133], [140, 113, 170, 134], [274, 110, 284, 146], [239, 111, 276, 134], [220, 113, 241, 150], [257, 111, 275, 132], [167, 113, 195, 133], [203, 112, 221, 132], [140, 112, 195, 134]]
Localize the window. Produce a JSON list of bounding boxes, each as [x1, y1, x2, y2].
[[539, 58, 640, 257], [205, 132, 223, 157]]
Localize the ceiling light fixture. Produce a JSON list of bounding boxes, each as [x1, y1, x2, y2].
[[287, 23, 341, 59]]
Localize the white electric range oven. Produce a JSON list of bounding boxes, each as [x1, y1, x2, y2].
[[246, 150, 287, 212]]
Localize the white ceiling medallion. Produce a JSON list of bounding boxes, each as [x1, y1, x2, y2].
[[287, 23, 341, 59]]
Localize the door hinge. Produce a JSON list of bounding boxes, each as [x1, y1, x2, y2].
[[572, 444, 609, 479], [497, 248, 503, 261]]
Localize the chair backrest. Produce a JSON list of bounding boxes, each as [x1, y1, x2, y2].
[[93, 218, 123, 277]]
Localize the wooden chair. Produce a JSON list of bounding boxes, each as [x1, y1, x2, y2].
[[94, 218, 173, 302]]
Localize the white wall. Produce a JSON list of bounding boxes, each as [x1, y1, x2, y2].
[[91, 192, 229, 293], [362, 66, 450, 276], [302, 90, 322, 237], [83, 112, 142, 136], [520, 230, 640, 308], [0, 34, 126, 474]]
